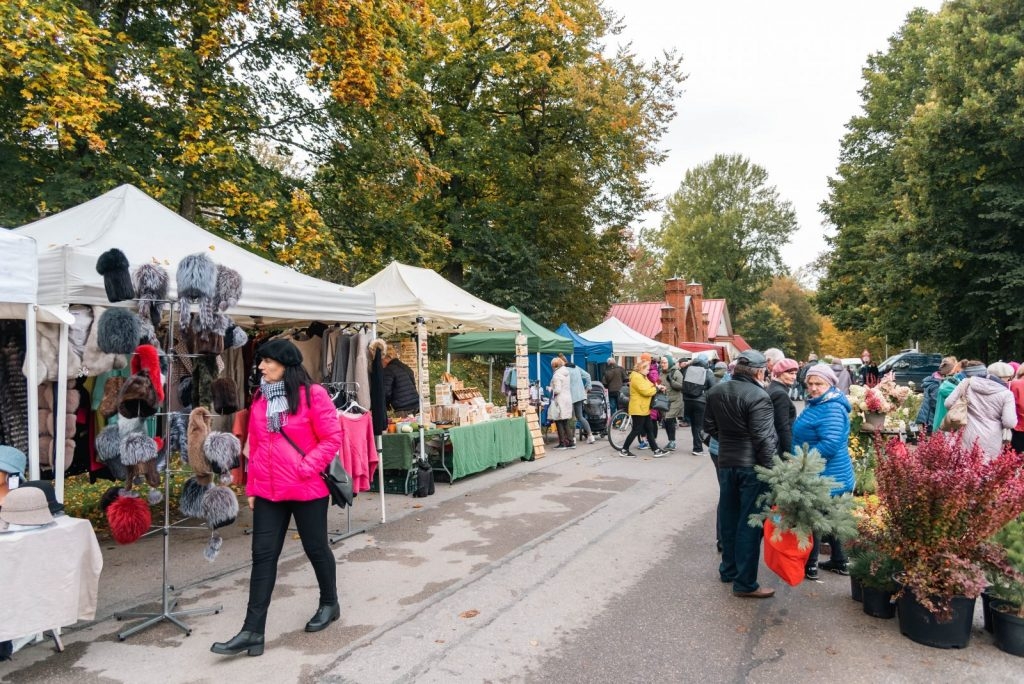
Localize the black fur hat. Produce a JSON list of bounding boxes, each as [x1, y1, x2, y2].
[[99, 486, 123, 512], [96, 248, 135, 303], [178, 476, 209, 518], [203, 432, 240, 474], [132, 263, 169, 327], [120, 432, 157, 466], [177, 376, 193, 409], [211, 378, 239, 415], [117, 373, 159, 419], [97, 308, 141, 354], [201, 485, 239, 530], [224, 323, 248, 349]]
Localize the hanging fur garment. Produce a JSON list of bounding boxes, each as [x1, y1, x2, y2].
[[187, 406, 214, 485]]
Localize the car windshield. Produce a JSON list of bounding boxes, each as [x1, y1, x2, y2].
[[878, 354, 902, 369]]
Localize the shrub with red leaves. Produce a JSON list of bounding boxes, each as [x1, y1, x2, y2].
[[875, 432, 1024, 620]]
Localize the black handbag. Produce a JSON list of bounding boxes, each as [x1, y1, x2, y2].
[[651, 391, 671, 412], [280, 428, 354, 508]]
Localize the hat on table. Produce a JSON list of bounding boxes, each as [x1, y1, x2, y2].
[[0, 487, 54, 526]]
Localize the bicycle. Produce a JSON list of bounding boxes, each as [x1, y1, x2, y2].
[[607, 409, 632, 452]]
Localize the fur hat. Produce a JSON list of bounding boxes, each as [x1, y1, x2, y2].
[[107, 494, 151, 544], [202, 486, 239, 530], [99, 486, 122, 512], [176, 253, 217, 301], [368, 338, 387, 359], [96, 424, 123, 463], [97, 376, 124, 418], [130, 344, 164, 403], [120, 432, 157, 466], [132, 263, 169, 327], [177, 376, 193, 409], [96, 248, 135, 303], [168, 411, 188, 457], [224, 323, 248, 349], [97, 308, 141, 354], [215, 265, 242, 312], [187, 407, 213, 479], [179, 476, 210, 518], [203, 432, 240, 474], [211, 378, 239, 414], [117, 373, 159, 419]]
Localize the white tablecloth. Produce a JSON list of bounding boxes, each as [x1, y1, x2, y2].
[[0, 516, 103, 641]]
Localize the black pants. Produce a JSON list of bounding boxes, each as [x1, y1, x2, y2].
[[624, 414, 658, 451], [662, 416, 677, 442], [807, 533, 847, 568], [684, 400, 706, 452], [1012, 429, 1024, 454], [243, 496, 336, 634]]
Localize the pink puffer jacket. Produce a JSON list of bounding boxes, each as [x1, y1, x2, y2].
[[246, 384, 343, 502]]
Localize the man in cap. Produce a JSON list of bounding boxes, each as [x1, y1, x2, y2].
[[602, 358, 629, 414], [704, 350, 778, 598]]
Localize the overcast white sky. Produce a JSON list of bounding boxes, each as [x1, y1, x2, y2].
[[601, 0, 945, 273]]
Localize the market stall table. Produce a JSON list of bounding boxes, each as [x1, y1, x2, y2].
[[0, 516, 103, 644]]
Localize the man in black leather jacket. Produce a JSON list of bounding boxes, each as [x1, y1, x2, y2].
[[704, 350, 778, 599]]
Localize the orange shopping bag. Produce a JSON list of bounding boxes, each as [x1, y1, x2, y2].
[[763, 516, 812, 586]]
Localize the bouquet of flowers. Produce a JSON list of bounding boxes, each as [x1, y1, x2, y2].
[[849, 376, 916, 429]]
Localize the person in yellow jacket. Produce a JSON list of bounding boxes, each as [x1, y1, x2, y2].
[[619, 358, 667, 457]]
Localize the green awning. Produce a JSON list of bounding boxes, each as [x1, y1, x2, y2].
[[447, 306, 573, 355]]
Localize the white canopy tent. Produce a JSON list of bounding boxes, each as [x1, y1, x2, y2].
[[0, 231, 75, 497], [355, 261, 521, 336], [15, 184, 375, 326], [581, 316, 689, 359]]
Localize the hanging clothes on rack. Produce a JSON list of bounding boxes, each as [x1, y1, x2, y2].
[[338, 409, 378, 494]]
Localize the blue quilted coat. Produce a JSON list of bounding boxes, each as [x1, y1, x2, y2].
[[792, 387, 854, 495]]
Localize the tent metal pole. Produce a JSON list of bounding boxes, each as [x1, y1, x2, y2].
[[53, 316, 70, 501], [373, 323, 385, 524], [446, 352, 450, 374], [25, 304, 40, 480], [488, 356, 493, 403]]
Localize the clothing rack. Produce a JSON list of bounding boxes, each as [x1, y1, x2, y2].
[[328, 381, 369, 545], [116, 299, 222, 641]]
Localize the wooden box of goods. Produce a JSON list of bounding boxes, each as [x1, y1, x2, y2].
[[435, 383, 453, 406], [452, 387, 483, 403], [431, 404, 459, 426], [489, 405, 507, 420], [440, 372, 464, 391]]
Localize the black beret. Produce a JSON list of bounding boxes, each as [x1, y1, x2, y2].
[[256, 339, 303, 368]]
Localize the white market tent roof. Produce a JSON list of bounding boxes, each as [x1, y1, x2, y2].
[[355, 261, 520, 336], [14, 184, 375, 326], [0, 230, 73, 324], [581, 316, 688, 358]]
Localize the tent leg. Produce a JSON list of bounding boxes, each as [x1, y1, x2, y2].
[[54, 319, 69, 501], [25, 305, 40, 480]]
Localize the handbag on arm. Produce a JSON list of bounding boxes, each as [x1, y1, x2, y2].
[[279, 428, 354, 507]]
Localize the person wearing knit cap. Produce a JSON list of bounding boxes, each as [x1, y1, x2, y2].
[[212, 337, 343, 657], [793, 360, 854, 579], [915, 356, 957, 436], [942, 359, 1015, 460], [767, 359, 799, 458]]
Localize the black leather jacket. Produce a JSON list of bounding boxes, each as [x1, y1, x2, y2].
[[766, 380, 796, 458], [703, 374, 778, 468]]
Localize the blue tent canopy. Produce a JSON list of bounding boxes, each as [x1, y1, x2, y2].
[[536, 324, 615, 389]]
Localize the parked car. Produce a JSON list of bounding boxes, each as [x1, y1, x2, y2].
[[876, 351, 942, 390]]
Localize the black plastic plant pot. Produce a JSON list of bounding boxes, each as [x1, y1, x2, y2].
[[850, 576, 863, 602], [861, 585, 896, 619], [991, 601, 1024, 657], [981, 588, 994, 633], [897, 590, 976, 649]]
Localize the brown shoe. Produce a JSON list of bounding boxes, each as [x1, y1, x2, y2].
[[733, 587, 775, 599]]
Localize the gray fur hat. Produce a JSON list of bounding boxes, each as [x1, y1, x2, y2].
[[132, 263, 169, 327], [179, 476, 210, 518], [97, 307, 141, 354], [215, 265, 242, 312], [120, 432, 157, 466], [96, 248, 135, 303], [224, 323, 248, 349], [96, 424, 122, 463], [203, 432, 240, 474], [176, 253, 217, 300], [168, 411, 188, 456], [201, 485, 239, 530]]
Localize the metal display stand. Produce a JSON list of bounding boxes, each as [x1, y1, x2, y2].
[[326, 381, 368, 545], [116, 300, 222, 640]]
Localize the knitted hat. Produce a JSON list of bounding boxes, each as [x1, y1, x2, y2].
[[96, 248, 135, 303], [257, 339, 303, 368], [211, 377, 239, 415], [130, 344, 164, 403], [0, 487, 53, 526], [132, 263, 169, 327], [772, 359, 800, 378], [806, 364, 839, 386], [97, 308, 141, 354], [0, 445, 27, 477], [107, 494, 151, 544]]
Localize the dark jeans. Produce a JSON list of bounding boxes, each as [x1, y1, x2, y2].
[[808, 533, 847, 568], [554, 418, 573, 446], [608, 391, 620, 414], [718, 466, 767, 593], [573, 400, 592, 437], [624, 414, 658, 451], [1012, 429, 1024, 454], [684, 400, 706, 452], [662, 416, 676, 442], [709, 450, 721, 546], [243, 496, 336, 634]]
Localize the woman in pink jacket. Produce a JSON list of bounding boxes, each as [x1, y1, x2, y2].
[[212, 339, 343, 657]]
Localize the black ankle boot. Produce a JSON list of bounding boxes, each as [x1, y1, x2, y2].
[[305, 602, 340, 632], [211, 630, 264, 656]]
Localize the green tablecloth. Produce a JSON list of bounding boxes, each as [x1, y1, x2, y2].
[[447, 417, 532, 480], [380, 429, 446, 470]]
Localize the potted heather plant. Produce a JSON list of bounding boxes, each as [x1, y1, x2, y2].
[[874, 433, 1024, 649], [989, 514, 1024, 657]]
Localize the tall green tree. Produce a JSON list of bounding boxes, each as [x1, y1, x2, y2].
[[735, 303, 794, 356], [656, 154, 798, 315], [762, 275, 821, 362]]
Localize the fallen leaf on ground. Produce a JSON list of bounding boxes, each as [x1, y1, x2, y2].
[[530, 640, 539, 646], [459, 609, 480, 619], [736, 625, 749, 633], [435, 640, 446, 644]]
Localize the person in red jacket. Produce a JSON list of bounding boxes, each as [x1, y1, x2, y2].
[[212, 339, 343, 657]]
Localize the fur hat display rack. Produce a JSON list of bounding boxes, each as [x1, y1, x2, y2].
[[95, 250, 248, 641]]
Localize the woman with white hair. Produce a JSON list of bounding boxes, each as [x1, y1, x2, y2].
[[944, 360, 1016, 460], [548, 358, 576, 449]]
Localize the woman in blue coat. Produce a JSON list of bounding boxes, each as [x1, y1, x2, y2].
[[792, 364, 854, 580]]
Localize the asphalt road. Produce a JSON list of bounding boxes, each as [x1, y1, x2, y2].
[[2, 433, 1021, 683]]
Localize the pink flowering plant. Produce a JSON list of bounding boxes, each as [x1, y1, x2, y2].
[[874, 432, 1024, 620]]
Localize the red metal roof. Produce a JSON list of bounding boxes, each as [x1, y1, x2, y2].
[[607, 302, 666, 339], [702, 299, 728, 337], [731, 335, 752, 352]]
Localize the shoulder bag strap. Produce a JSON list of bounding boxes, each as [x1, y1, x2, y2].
[[279, 427, 306, 457]]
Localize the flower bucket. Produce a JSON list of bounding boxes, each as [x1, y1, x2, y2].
[[897, 589, 976, 649], [864, 412, 886, 429]]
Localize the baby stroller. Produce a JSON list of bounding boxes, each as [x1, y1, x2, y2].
[[583, 381, 609, 437]]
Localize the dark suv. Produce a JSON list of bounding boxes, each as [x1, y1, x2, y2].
[[876, 351, 942, 389]]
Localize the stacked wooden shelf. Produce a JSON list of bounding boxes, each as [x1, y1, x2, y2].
[[526, 406, 544, 459]]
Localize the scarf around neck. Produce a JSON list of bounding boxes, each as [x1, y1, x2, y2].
[[261, 379, 288, 432]]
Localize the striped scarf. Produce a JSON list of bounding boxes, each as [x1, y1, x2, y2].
[[261, 379, 288, 433]]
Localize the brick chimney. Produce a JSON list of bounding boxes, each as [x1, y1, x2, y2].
[[684, 281, 707, 342], [663, 278, 686, 346]]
